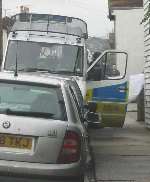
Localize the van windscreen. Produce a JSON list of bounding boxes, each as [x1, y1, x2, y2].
[[5, 41, 83, 76]]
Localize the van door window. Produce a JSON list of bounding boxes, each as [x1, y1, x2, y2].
[[87, 52, 127, 81]]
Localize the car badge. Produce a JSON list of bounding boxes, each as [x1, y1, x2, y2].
[[48, 129, 57, 138], [2, 121, 11, 129]]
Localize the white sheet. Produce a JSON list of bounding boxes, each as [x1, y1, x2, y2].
[[128, 73, 144, 103]]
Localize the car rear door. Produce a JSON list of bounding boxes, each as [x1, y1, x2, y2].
[[68, 85, 90, 164]]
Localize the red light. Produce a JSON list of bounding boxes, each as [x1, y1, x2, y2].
[[57, 131, 81, 164]]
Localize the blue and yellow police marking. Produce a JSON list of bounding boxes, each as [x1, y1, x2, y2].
[[85, 82, 128, 127]]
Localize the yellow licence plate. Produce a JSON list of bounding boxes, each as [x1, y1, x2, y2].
[[0, 134, 32, 150]]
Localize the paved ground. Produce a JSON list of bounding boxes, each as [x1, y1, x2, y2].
[[90, 109, 150, 182]]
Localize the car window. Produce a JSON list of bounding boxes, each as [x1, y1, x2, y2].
[[0, 82, 67, 121], [70, 80, 84, 108], [69, 86, 83, 122]]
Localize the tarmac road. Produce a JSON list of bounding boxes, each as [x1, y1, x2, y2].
[[90, 110, 150, 182]]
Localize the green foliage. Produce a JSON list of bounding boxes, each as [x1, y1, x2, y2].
[[2, 16, 13, 32]]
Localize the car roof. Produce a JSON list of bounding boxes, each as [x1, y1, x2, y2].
[[0, 71, 71, 86]]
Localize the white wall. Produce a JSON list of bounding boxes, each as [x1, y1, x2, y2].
[[144, 0, 150, 126], [114, 8, 144, 76]]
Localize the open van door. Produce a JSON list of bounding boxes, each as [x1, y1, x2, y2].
[[86, 50, 128, 127]]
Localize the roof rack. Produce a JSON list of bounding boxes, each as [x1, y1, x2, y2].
[[11, 13, 88, 39]]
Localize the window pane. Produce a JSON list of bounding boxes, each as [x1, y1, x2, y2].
[[0, 83, 67, 121], [5, 41, 83, 76], [105, 52, 127, 79]]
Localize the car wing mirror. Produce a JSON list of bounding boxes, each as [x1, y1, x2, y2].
[[86, 112, 102, 129]]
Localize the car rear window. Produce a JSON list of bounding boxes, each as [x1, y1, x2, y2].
[[0, 82, 67, 121]]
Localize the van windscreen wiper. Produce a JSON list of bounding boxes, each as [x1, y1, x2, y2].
[[48, 70, 82, 76], [18, 68, 82, 76], [48, 70, 74, 75], [18, 68, 52, 73]]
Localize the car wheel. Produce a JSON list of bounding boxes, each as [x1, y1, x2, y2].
[[78, 173, 89, 182], [79, 162, 96, 182]]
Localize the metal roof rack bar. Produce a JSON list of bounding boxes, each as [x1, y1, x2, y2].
[[11, 13, 88, 39]]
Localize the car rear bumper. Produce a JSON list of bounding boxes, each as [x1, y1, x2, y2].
[[0, 159, 83, 180]]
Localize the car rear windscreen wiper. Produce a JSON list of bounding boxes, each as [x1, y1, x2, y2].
[[0, 108, 54, 119]]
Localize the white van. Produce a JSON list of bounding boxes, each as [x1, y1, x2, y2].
[[2, 13, 128, 127]]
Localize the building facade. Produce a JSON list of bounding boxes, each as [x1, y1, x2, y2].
[[143, 0, 150, 127], [109, 0, 144, 76], [109, 0, 143, 8]]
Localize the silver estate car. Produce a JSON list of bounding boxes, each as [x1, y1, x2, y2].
[[0, 72, 91, 182]]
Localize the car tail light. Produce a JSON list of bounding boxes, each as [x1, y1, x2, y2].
[[57, 131, 81, 164]]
